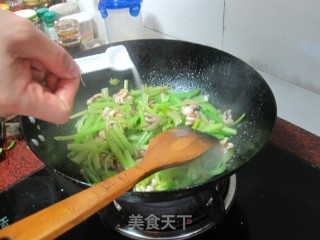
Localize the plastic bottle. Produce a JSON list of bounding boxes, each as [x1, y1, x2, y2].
[[98, 0, 143, 43], [43, 11, 58, 42], [54, 19, 83, 56]]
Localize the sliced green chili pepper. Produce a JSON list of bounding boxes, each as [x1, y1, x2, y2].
[[6, 140, 15, 151]]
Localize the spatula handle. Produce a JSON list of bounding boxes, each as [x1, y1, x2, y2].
[[0, 164, 147, 240]]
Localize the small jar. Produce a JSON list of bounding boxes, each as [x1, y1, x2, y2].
[[15, 9, 41, 28], [22, 0, 48, 10], [54, 19, 83, 56], [60, 12, 94, 43]]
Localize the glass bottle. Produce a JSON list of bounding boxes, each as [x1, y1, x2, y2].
[[5, 0, 24, 11], [36, 7, 48, 33], [22, 0, 49, 10], [43, 11, 57, 42], [54, 19, 83, 56]]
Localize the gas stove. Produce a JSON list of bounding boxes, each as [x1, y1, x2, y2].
[[1, 143, 320, 240]]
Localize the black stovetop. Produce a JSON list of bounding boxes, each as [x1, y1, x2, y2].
[[1, 143, 320, 240]]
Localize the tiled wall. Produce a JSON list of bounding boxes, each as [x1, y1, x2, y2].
[[141, 0, 224, 48], [222, 0, 320, 95], [141, 0, 320, 136]]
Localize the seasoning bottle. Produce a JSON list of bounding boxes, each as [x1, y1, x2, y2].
[[22, 0, 49, 10], [54, 19, 83, 56], [14, 9, 41, 29], [36, 7, 48, 33], [43, 11, 57, 42]]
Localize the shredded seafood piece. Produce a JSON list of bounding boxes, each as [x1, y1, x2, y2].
[[134, 146, 147, 159], [98, 130, 106, 139], [102, 109, 126, 127], [182, 104, 200, 126], [108, 110, 120, 117], [144, 113, 160, 124], [137, 178, 158, 192], [220, 137, 234, 152], [113, 89, 132, 104], [101, 107, 112, 120], [108, 157, 123, 171], [182, 104, 199, 116], [182, 106, 194, 116], [87, 93, 103, 105], [185, 111, 200, 126], [223, 109, 234, 124]]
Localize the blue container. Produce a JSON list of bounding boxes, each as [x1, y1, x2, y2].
[[98, 0, 143, 18]]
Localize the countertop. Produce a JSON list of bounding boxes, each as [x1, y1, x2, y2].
[[0, 117, 319, 192]]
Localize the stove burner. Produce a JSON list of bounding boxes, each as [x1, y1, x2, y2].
[[100, 174, 237, 240], [0, 176, 58, 225]]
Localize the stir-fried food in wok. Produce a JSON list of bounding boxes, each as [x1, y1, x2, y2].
[[55, 79, 245, 191]]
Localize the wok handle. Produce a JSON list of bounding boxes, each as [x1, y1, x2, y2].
[[0, 164, 147, 240]]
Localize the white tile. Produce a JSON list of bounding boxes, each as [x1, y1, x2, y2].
[[223, 0, 320, 94], [141, 0, 224, 48], [258, 70, 320, 136]]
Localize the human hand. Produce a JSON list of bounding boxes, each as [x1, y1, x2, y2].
[[0, 9, 80, 124]]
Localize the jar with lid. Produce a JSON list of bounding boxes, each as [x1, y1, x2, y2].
[[22, 0, 49, 10], [14, 9, 41, 29], [54, 19, 83, 56]]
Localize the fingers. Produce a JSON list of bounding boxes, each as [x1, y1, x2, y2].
[[46, 74, 59, 91], [30, 60, 47, 83], [35, 75, 79, 124], [54, 77, 80, 116], [17, 23, 81, 119], [1, 10, 81, 124], [18, 32, 80, 79], [6, 11, 80, 79], [16, 77, 79, 124]]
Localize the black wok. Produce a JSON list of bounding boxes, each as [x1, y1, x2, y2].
[[20, 39, 277, 202]]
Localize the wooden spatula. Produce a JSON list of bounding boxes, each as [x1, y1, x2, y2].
[[0, 126, 220, 240]]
